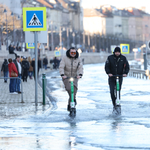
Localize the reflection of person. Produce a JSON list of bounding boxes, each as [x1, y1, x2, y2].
[[105, 47, 130, 111], [59, 47, 83, 111], [1, 59, 8, 83], [8, 58, 18, 94]]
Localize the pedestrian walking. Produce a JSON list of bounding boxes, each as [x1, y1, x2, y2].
[[13, 55, 22, 94], [43, 56, 48, 70], [1, 59, 8, 83], [22, 57, 30, 82], [8, 58, 18, 94], [28, 57, 33, 79], [31, 57, 41, 80]]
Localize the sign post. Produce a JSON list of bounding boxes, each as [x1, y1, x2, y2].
[[23, 7, 47, 106]]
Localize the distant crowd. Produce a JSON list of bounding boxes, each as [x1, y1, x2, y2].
[[1, 53, 61, 94]]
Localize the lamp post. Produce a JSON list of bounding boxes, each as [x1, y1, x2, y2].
[[4, 9, 8, 50], [11, 12, 15, 46], [82, 31, 85, 51], [51, 21, 54, 51], [72, 32, 75, 47]]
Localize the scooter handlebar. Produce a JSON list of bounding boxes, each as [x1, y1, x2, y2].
[[111, 75, 124, 77]]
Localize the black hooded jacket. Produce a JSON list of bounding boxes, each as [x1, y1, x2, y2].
[[1, 59, 8, 72], [105, 54, 130, 76]]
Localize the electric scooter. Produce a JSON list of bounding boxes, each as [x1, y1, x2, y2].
[[67, 77, 76, 118], [112, 75, 122, 115]]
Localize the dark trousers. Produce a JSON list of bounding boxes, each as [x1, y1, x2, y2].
[[22, 70, 28, 81], [16, 74, 22, 92], [9, 79, 15, 93], [4, 71, 8, 82], [109, 77, 123, 107]]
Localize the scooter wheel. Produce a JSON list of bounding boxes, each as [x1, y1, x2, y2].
[[115, 105, 121, 115], [69, 108, 76, 118]]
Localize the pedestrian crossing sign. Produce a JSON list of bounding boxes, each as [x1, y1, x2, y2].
[[23, 7, 47, 31], [54, 51, 61, 57], [26, 43, 35, 49], [120, 44, 130, 54]]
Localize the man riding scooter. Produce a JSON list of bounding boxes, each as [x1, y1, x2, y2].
[[59, 47, 83, 115], [105, 47, 130, 113]]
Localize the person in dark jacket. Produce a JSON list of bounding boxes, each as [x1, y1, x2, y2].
[[1, 59, 8, 83], [31, 57, 41, 80], [22, 57, 30, 82], [43, 56, 48, 70], [105, 47, 130, 110]]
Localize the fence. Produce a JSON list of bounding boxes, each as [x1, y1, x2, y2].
[[0, 77, 23, 102], [129, 69, 150, 79]]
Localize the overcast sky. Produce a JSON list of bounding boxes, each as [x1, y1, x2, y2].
[[81, 0, 150, 14]]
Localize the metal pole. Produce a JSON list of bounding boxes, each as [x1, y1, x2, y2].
[[34, 31, 38, 106], [42, 73, 46, 105], [6, 13, 8, 50], [67, 28, 69, 49], [59, 26, 62, 47], [0, 26, 1, 50], [13, 16, 15, 46], [51, 21, 54, 51]]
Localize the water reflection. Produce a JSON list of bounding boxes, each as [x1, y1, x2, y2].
[[69, 120, 78, 150]]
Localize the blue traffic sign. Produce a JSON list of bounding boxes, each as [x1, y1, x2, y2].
[[23, 7, 47, 31]]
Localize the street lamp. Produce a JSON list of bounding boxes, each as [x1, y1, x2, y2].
[[72, 32, 75, 47], [51, 21, 54, 51], [11, 12, 15, 46], [4, 9, 8, 50]]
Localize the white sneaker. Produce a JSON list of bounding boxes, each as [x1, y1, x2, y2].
[[13, 92, 18, 94]]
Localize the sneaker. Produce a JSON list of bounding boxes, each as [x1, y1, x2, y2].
[[13, 92, 18, 94]]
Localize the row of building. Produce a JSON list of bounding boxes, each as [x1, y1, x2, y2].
[[0, 0, 150, 49], [84, 5, 150, 43]]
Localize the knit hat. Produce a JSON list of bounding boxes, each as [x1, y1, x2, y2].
[[114, 47, 121, 53]]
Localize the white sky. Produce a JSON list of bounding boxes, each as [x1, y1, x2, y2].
[[82, 0, 150, 14]]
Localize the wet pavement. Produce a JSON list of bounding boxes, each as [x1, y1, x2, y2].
[[0, 63, 150, 150]]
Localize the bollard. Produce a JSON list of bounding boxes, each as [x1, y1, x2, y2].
[[42, 73, 46, 105]]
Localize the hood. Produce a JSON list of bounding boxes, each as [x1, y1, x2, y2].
[[66, 48, 79, 59], [4, 59, 8, 64]]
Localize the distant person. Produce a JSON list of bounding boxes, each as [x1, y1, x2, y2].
[[31, 57, 41, 80], [28, 57, 33, 79], [43, 56, 48, 70], [1, 59, 8, 83], [8, 58, 18, 94], [22, 57, 30, 82], [9, 44, 17, 56], [49, 58, 53, 70], [13, 55, 22, 94], [53, 57, 58, 69]]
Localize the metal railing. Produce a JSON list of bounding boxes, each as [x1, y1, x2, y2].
[[129, 69, 149, 79], [0, 77, 23, 102]]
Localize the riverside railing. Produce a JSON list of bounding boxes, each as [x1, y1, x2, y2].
[[129, 69, 150, 79]]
